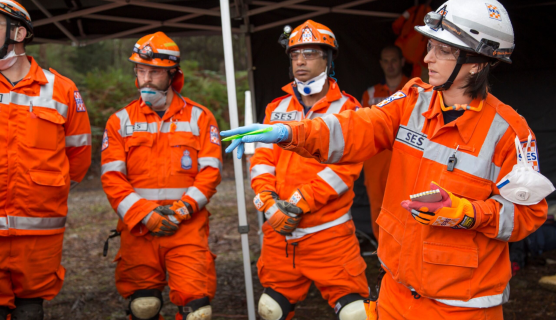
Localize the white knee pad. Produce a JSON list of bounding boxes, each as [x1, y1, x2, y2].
[[185, 305, 212, 320], [338, 300, 367, 320], [128, 289, 163, 320], [130, 297, 162, 319], [258, 293, 284, 320]]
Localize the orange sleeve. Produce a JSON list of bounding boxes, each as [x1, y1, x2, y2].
[[62, 81, 92, 185], [473, 129, 548, 242], [100, 113, 158, 234], [181, 108, 223, 212], [250, 105, 278, 194], [282, 86, 411, 164], [296, 99, 364, 212]]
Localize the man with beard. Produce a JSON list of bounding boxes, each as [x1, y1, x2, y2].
[[101, 32, 222, 320]]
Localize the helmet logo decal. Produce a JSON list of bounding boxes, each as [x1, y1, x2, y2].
[[301, 27, 315, 43], [486, 4, 502, 21]]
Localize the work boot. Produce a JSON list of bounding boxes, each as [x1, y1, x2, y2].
[[0, 306, 9, 320], [12, 298, 43, 320]]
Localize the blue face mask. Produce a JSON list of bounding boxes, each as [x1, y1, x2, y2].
[[294, 68, 327, 96], [139, 88, 168, 108]]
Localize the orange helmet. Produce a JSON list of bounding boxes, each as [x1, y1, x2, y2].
[[129, 32, 180, 69], [0, 1, 33, 43], [281, 20, 338, 57]]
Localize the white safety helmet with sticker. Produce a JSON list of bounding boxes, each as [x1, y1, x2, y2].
[[415, 0, 514, 91]]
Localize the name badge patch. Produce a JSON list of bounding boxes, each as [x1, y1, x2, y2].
[[270, 111, 300, 122], [396, 125, 427, 151]]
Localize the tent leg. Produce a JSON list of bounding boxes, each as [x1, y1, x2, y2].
[[219, 1, 257, 320]]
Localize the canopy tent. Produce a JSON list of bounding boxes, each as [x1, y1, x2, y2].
[[26, 0, 556, 318]]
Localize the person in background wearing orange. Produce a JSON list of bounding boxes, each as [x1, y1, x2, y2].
[[222, 0, 553, 319], [0, 1, 92, 319], [360, 45, 409, 239], [250, 20, 371, 320], [101, 32, 221, 320]]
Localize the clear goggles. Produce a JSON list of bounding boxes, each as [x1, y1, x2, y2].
[[289, 48, 324, 61], [134, 67, 168, 79], [426, 40, 460, 61]]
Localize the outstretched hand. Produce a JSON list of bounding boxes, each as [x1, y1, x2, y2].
[[221, 123, 290, 158]]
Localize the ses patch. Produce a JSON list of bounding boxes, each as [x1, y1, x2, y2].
[[210, 125, 221, 146], [376, 91, 406, 108], [74, 91, 86, 112], [101, 130, 109, 151], [518, 139, 540, 172]]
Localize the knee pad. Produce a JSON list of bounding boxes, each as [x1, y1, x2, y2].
[[128, 289, 163, 320], [12, 298, 44, 320], [0, 306, 10, 320], [335, 294, 367, 320], [178, 297, 211, 320], [258, 288, 295, 320]]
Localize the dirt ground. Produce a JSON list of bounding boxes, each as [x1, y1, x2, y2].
[[41, 177, 556, 319]]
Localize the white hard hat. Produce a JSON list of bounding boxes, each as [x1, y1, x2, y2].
[[415, 0, 514, 64]]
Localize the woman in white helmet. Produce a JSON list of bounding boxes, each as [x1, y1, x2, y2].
[[222, 0, 552, 319]]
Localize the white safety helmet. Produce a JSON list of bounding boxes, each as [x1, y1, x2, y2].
[[415, 0, 514, 90]]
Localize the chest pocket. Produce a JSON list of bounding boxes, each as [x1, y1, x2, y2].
[[125, 134, 153, 177], [25, 107, 66, 150], [439, 169, 492, 201], [169, 133, 200, 175]]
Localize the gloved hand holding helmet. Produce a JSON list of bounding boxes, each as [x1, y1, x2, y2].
[[221, 123, 290, 158], [267, 200, 304, 236], [401, 182, 476, 229], [143, 206, 179, 236]]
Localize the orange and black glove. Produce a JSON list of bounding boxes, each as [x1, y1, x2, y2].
[[287, 189, 311, 214], [167, 200, 194, 224], [267, 200, 303, 235], [401, 182, 476, 229], [253, 190, 279, 215], [364, 298, 378, 320], [144, 206, 179, 236]]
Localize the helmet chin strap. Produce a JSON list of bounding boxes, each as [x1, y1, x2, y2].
[[0, 16, 20, 59], [434, 51, 493, 91]]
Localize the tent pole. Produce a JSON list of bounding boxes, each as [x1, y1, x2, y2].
[[219, 1, 257, 319]]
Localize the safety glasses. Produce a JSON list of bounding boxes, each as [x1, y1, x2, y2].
[[289, 49, 324, 61], [426, 40, 460, 61], [134, 67, 167, 80]]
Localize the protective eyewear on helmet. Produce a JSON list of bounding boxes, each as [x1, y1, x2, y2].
[[289, 49, 324, 61], [134, 67, 167, 79], [426, 40, 460, 61], [132, 46, 180, 64]]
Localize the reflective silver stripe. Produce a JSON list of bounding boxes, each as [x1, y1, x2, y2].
[[435, 283, 510, 308], [322, 114, 345, 164], [101, 160, 127, 176], [160, 121, 193, 133], [134, 188, 188, 201], [115, 109, 132, 137], [7, 69, 69, 118], [0, 217, 7, 230], [275, 96, 292, 112], [491, 194, 515, 241], [402, 91, 507, 183], [189, 106, 203, 136], [317, 167, 348, 195], [264, 203, 279, 220], [7, 216, 66, 230], [255, 142, 273, 150], [185, 186, 208, 209], [198, 157, 222, 171], [250, 164, 276, 180], [286, 212, 352, 240], [308, 94, 348, 119], [65, 133, 92, 147], [117, 192, 142, 220]]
